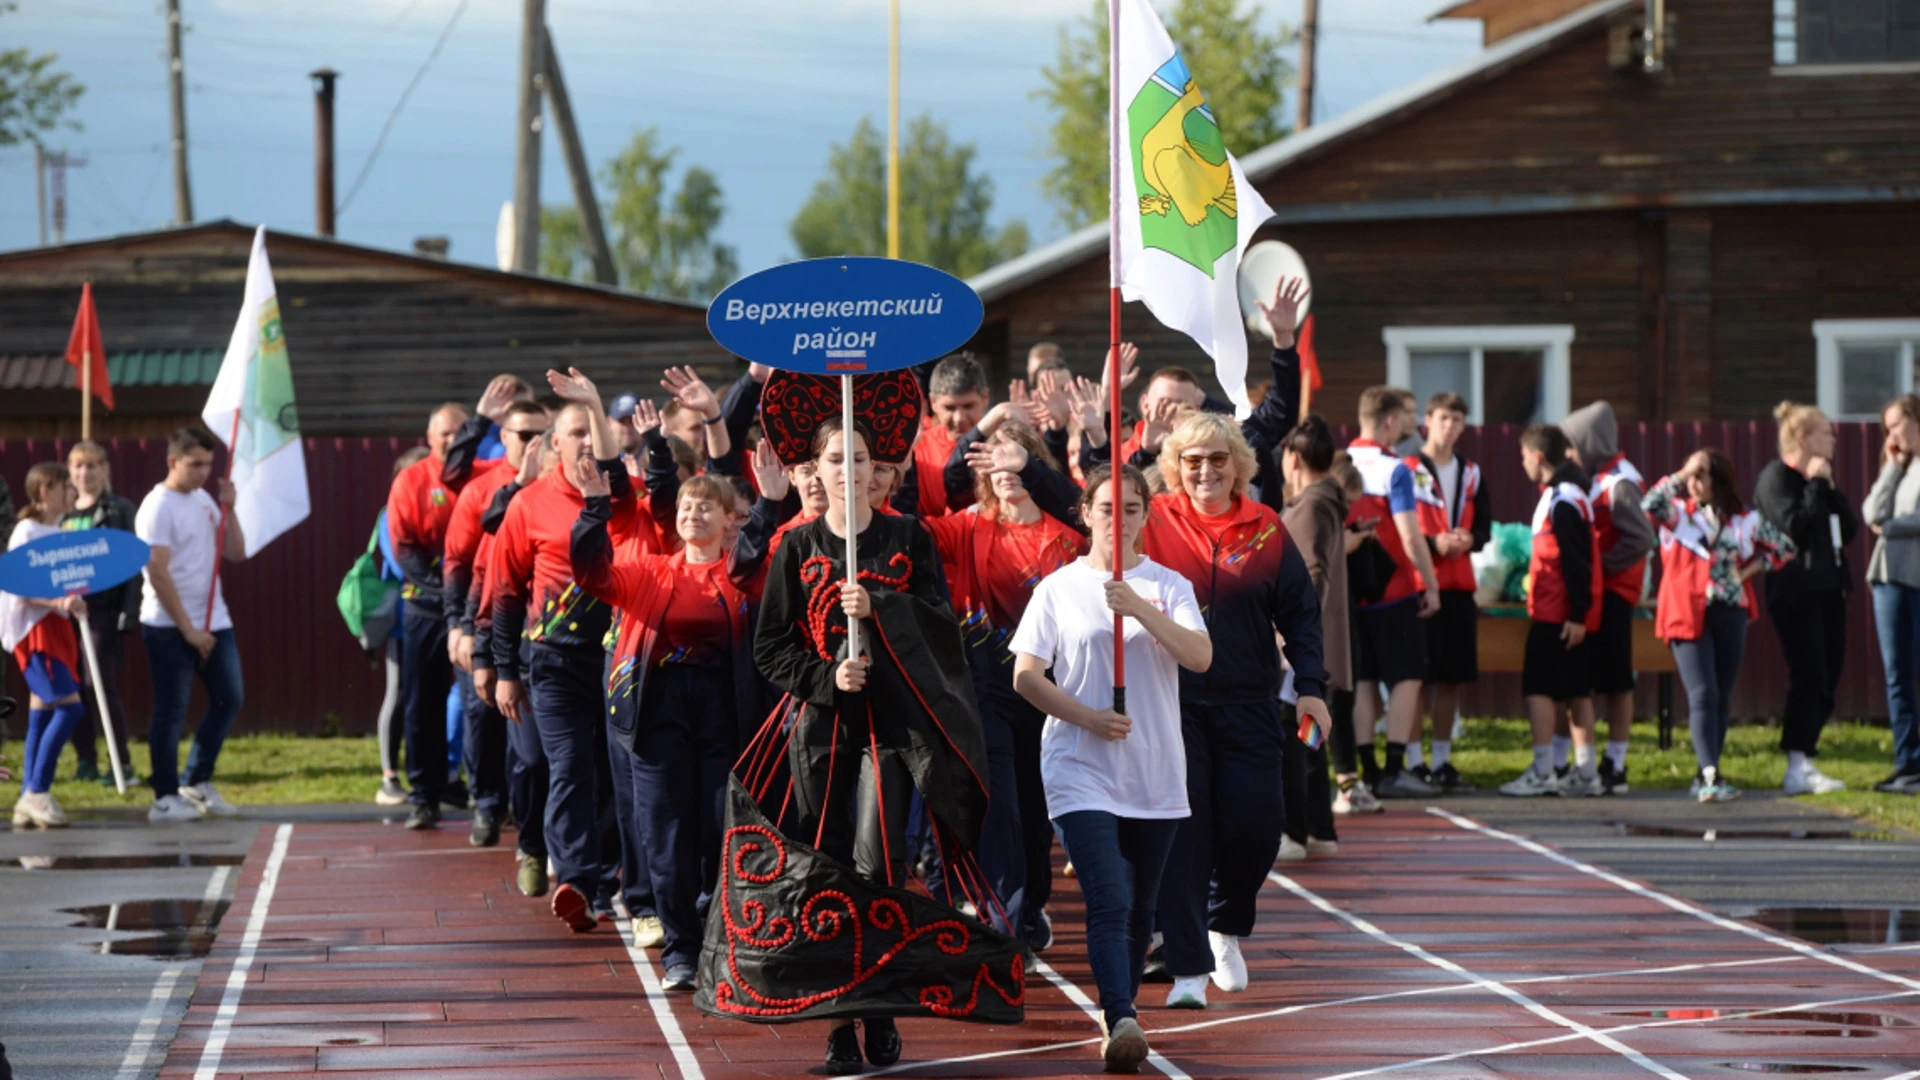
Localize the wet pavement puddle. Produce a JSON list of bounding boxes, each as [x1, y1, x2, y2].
[[1713, 1065, 1873, 1074], [13, 852, 245, 871], [1609, 1008, 1912, 1037], [1609, 823, 1872, 841], [1724, 906, 1919, 946], [61, 898, 230, 959]]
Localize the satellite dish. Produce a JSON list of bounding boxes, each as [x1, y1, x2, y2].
[[495, 201, 515, 272], [1238, 240, 1311, 341]]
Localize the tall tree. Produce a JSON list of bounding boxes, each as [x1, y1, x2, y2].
[[1033, 0, 1293, 229], [790, 114, 1029, 278], [541, 127, 738, 302], [0, 1, 84, 147]]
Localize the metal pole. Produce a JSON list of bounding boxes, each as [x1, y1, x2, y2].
[[886, 0, 900, 260], [842, 375, 863, 658], [510, 0, 546, 273], [1297, 0, 1319, 131], [1108, 0, 1125, 714], [75, 610, 128, 794], [166, 0, 193, 224], [311, 68, 337, 237], [34, 143, 47, 247], [542, 30, 616, 285]]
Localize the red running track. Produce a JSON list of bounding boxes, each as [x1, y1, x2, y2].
[[159, 810, 1920, 1079]]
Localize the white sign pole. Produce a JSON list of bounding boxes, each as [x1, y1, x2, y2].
[[74, 609, 128, 794], [841, 374, 863, 659]]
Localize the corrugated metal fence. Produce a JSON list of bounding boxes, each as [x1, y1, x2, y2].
[[0, 422, 1896, 733]]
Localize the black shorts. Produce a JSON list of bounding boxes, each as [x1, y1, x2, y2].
[[1523, 620, 1593, 702], [1425, 590, 1480, 684], [1353, 600, 1429, 686], [1590, 592, 1637, 695]]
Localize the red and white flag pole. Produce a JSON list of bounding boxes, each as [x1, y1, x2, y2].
[[1107, 0, 1126, 716]]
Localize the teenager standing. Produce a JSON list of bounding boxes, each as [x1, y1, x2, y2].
[[59, 441, 141, 786], [4, 464, 86, 828], [1406, 392, 1490, 792]]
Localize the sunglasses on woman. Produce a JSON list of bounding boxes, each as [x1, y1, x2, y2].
[[1179, 451, 1231, 471]]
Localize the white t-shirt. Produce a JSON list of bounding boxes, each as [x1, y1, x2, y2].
[[1, 520, 62, 654], [1435, 455, 1463, 522], [135, 483, 232, 632], [1008, 557, 1205, 820]]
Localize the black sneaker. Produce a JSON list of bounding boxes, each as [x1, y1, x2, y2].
[[1142, 941, 1171, 983], [1874, 770, 1920, 793], [1408, 763, 1435, 785], [863, 1017, 902, 1067], [442, 779, 471, 811], [1597, 758, 1630, 795], [825, 1025, 865, 1075], [1431, 762, 1476, 793], [470, 811, 501, 848], [405, 804, 442, 831], [1374, 769, 1441, 798]]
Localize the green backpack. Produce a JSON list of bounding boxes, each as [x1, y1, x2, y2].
[[337, 520, 400, 649]]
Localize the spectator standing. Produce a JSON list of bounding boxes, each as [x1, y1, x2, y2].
[[135, 428, 247, 823], [59, 441, 142, 787], [1280, 416, 1348, 856], [1862, 394, 1920, 793], [1407, 392, 1491, 792], [1755, 402, 1856, 795], [4, 463, 87, 828]]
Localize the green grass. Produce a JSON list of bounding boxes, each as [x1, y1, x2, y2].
[[1444, 717, 1920, 836], [0, 733, 386, 809]]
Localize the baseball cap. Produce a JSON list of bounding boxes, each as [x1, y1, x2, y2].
[[608, 393, 639, 422]]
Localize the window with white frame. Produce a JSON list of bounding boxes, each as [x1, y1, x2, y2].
[[1815, 319, 1920, 420], [1774, 0, 1920, 69], [1383, 326, 1575, 425]]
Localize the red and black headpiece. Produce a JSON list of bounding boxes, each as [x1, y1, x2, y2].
[[758, 369, 924, 467]]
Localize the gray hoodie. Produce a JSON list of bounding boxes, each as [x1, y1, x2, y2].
[[1561, 401, 1656, 576]]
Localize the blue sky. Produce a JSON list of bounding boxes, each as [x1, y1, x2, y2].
[[2, 0, 1480, 278]]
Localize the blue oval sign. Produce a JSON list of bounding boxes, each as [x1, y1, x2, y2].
[[0, 528, 151, 600], [706, 257, 984, 375]]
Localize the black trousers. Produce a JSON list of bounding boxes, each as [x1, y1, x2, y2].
[[630, 665, 737, 971], [400, 607, 451, 808], [71, 619, 132, 771], [462, 673, 508, 817], [1280, 700, 1336, 844], [999, 682, 1055, 939], [1769, 589, 1848, 757]]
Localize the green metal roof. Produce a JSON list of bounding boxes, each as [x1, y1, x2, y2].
[[105, 349, 224, 387]]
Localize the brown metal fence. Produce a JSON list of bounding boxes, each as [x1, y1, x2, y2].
[[0, 422, 1897, 734]]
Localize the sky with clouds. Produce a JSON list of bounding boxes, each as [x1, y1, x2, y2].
[[3, 0, 1480, 277]]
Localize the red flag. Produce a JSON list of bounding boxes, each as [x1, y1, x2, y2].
[[65, 281, 113, 411], [1297, 314, 1324, 393]]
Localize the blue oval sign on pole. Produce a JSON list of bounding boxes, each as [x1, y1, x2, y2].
[[706, 257, 984, 375], [0, 528, 151, 600]]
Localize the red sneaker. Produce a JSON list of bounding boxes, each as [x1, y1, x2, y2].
[[550, 883, 595, 934]]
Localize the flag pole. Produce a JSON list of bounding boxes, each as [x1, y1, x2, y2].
[[1108, 0, 1125, 716], [204, 410, 240, 631], [842, 375, 862, 659], [887, 0, 900, 261], [82, 350, 91, 440], [74, 609, 127, 793]]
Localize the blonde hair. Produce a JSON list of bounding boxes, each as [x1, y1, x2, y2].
[[68, 440, 109, 466], [1157, 410, 1256, 501], [680, 473, 738, 514], [972, 419, 1058, 514], [1774, 400, 1827, 458]]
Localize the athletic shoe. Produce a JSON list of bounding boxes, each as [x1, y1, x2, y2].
[[74, 760, 101, 784], [1597, 758, 1629, 795], [1026, 908, 1053, 953], [1165, 975, 1208, 1009], [1784, 766, 1846, 795], [863, 1017, 902, 1067], [1874, 770, 1920, 793], [516, 851, 548, 897], [1693, 767, 1740, 803], [1275, 835, 1308, 863], [469, 811, 501, 848], [405, 804, 441, 830], [1101, 1016, 1150, 1073], [592, 899, 616, 924], [1208, 931, 1248, 992], [442, 779, 471, 811], [1553, 763, 1571, 786], [1431, 762, 1476, 793], [148, 794, 205, 824], [181, 783, 238, 818], [1333, 781, 1383, 815], [824, 1024, 864, 1075], [1064, 861, 1077, 879], [12, 791, 67, 829], [550, 883, 596, 933], [1141, 939, 1171, 983], [1408, 763, 1435, 785], [1499, 767, 1560, 797], [375, 776, 407, 806], [1558, 769, 1604, 798], [661, 964, 697, 992], [1374, 769, 1441, 799], [633, 915, 666, 949]]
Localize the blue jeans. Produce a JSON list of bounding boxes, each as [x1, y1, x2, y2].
[[1872, 583, 1920, 774], [142, 626, 244, 799], [1055, 811, 1179, 1030], [1670, 603, 1747, 772]]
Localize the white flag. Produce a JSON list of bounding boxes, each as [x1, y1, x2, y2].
[[202, 226, 309, 556], [1115, 0, 1276, 418]]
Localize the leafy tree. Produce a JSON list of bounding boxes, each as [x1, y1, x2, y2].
[[790, 114, 1029, 278], [541, 127, 738, 302], [0, 2, 84, 148], [1033, 0, 1293, 229]]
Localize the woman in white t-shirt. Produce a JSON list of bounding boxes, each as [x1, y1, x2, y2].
[[1009, 464, 1211, 1074]]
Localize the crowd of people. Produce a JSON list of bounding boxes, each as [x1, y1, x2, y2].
[[5, 279, 1920, 1073]]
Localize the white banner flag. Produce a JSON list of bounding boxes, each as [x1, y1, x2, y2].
[[202, 226, 309, 556], [1115, 0, 1276, 418]]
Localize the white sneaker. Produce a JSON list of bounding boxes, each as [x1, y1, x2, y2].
[[1276, 836, 1308, 863], [1305, 837, 1339, 856], [1165, 975, 1208, 1009], [12, 791, 67, 829], [1208, 932, 1248, 992], [1333, 781, 1383, 815], [1784, 766, 1846, 795], [633, 915, 666, 949], [1499, 767, 1560, 797], [1558, 769, 1604, 798], [180, 782, 239, 817], [149, 794, 205, 823]]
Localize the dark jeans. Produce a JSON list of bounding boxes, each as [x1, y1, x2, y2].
[[142, 626, 243, 799], [1871, 583, 1920, 774], [1054, 811, 1178, 1030], [1769, 589, 1847, 757], [1000, 682, 1055, 940], [71, 620, 132, 771], [605, 721, 655, 918], [1157, 699, 1285, 978], [400, 607, 451, 808], [528, 643, 609, 894], [630, 666, 737, 970], [1671, 602, 1748, 771], [461, 673, 507, 816], [972, 688, 1026, 935], [504, 673, 549, 861], [1280, 700, 1336, 844]]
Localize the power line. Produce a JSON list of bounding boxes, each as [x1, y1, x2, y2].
[[338, 0, 471, 215]]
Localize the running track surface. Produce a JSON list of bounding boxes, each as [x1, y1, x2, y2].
[[158, 810, 1920, 1079]]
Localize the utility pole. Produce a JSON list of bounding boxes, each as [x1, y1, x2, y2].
[[886, 0, 900, 259], [1297, 0, 1319, 131], [34, 143, 47, 246], [510, 0, 545, 273], [166, 0, 194, 224], [311, 68, 338, 237], [47, 151, 87, 245], [541, 31, 614, 285]]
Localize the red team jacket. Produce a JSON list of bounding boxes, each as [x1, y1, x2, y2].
[[1407, 454, 1483, 593], [1345, 441, 1425, 605], [1590, 454, 1650, 604], [1528, 476, 1603, 631]]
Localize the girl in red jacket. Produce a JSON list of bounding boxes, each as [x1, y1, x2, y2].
[[1644, 449, 1793, 802]]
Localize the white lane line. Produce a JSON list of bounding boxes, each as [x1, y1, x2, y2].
[[1429, 806, 1920, 993], [201, 864, 231, 909], [1031, 958, 1192, 1080], [193, 823, 293, 1080], [1884, 1070, 1920, 1080], [1266, 869, 1686, 1080], [616, 921, 705, 1080], [115, 964, 188, 1080], [1320, 988, 1920, 1080]]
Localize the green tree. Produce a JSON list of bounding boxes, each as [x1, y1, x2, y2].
[[0, 2, 84, 147], [1033, 0, 1293, 229], [790, 114, 1029, 278], [541, 127, 738, 302]]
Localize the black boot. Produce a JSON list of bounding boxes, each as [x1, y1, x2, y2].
[[863, 1017, 902, 1067], [824, 1024, 864, 1075]]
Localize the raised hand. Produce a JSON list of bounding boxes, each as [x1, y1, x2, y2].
[[661, 366, 720, 419], [1100, 342, 1141, 399], [1033, 368, 1071, 431], [475, 375, 522, 422], [546, 366, 602, 406], [567, 448, 610, 498], [1066, 376, 1105, 433], [751, 438, 790, 501], [966, 433, 1030, 477], [1139, 397, 1182, 452], [631, 399, 663, 438], [516, 433, 546, 485], [1257, 275, 1309, 349]]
